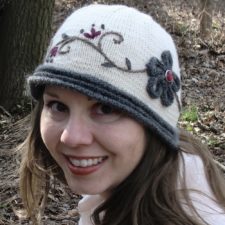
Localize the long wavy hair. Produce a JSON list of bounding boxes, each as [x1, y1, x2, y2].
[[19, 100, 225, 225]]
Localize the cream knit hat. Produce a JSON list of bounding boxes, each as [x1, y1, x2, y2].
[[28, 4, 181, 150]]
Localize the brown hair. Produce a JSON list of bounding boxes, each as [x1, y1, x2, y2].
[[19, 101, 225, 225]]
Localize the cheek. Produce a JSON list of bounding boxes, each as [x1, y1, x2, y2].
[[124, 131, 146, 164], [40, 113, 60, 151], [97, 120, 146, 161]]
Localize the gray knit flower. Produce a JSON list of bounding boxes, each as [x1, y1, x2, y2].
[[146, 51, 180, 107]]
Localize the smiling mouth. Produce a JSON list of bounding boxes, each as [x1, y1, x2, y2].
[[68, 157, 107, 168], [67, 156, 108, 176]]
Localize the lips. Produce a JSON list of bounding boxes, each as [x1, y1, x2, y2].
[[66, 156, 107, 176]]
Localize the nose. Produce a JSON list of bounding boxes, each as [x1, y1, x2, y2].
[[60, 116, 93, 148]]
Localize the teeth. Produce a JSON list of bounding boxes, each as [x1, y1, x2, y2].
[[87, 159, 92, 166], [80, 159, 87, 167], [69, 157, 105, 168]]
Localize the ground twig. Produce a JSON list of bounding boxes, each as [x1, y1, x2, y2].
[[0, 106, 12, 118]]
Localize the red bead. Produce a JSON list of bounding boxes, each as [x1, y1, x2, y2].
[[165, 70, 174, 82]]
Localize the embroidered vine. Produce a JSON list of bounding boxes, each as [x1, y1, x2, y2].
[[46, 24, 145, 73], [45, 24, 181, 111]]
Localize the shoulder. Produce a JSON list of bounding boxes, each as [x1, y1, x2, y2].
[[178, 152, 225, 224], [178, 151, 215, 195]]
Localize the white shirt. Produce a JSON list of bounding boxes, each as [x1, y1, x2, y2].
[[78, 194, 105, 225], [179, 152, 225, 224]]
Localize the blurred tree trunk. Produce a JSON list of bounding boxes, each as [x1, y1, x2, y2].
[[0, 0, 55, 110], [0, 0, 11, 11], [200, 0, 214, 39]]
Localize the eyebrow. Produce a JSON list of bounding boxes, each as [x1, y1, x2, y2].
[[43, 91, 59, 98]]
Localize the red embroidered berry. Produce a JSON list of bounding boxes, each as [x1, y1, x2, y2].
[[165, 70, 174, 82]]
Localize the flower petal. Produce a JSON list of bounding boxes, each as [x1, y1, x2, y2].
[[161, 86, 174, 106], [161, 51, 173, 69], [146, 57, 164, 77], [172, 74, 180, 92], [147, 77, 163, 98]]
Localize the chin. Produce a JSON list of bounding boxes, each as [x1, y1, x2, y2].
[[67, 183, 108, 196]]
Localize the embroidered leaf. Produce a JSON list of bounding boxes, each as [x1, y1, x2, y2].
[[101, 62, 115, 68], [125, 58, 132, 70], [50, 46, 58, 57]]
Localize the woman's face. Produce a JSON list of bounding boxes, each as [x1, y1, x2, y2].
[[40, 86, 146, 196]]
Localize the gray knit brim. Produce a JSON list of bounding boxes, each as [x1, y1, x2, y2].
[[28, 65, 179, 151]]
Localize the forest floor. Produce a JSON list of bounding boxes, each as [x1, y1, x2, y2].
[[0, 0, 225, 224]]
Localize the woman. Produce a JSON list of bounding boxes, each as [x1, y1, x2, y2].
[[19, 4, 225, 225]]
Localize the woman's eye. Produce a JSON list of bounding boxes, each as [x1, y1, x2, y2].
[[43, 101, 68, 121], [47, 101, 67, 112], [92, 103, 122, 123], [96, 104, 114, 115]]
